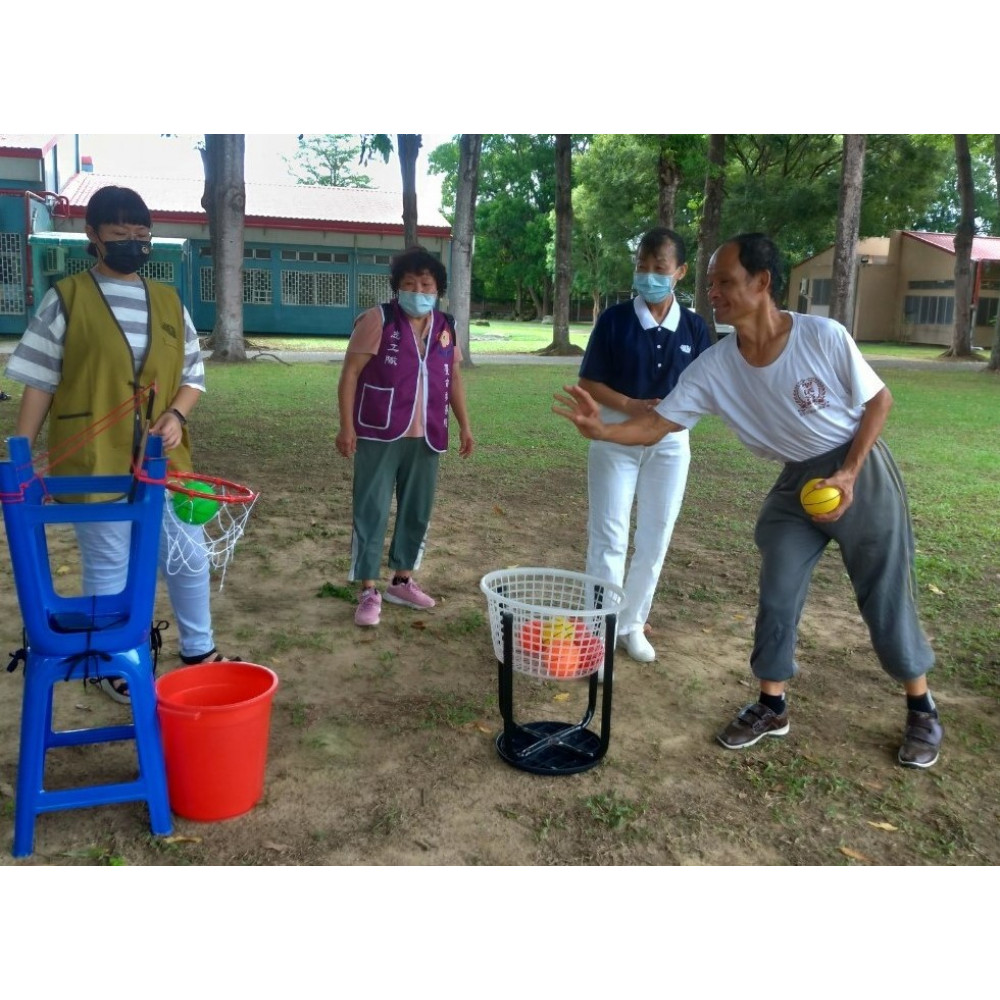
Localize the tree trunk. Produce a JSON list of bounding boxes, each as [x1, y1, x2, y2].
[[829, 134, 867, 330], [543, 134, 574, 354], [200, 134, 247, 361], [948, 134, 975, 358], [989, 134, 1000, 373], [526, 285, 541, 321], [592, 288, 601, 325], [397, 134, 422, 247], [657, 139, 681, 228], [695, 134, 726, 338], [451, 135, 481, 369]]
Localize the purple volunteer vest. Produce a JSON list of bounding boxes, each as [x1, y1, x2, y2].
[[353, 301, 455, 453]]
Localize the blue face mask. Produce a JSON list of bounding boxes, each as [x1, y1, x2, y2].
[[398, 290, 437, 317], [633, 272, 673, 304]]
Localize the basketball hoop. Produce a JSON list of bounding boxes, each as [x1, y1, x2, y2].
[[163, 472, 259, 589]]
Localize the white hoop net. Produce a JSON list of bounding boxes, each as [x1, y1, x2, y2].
[[479, 567, 627, 680], [163, 475, 258, 589]]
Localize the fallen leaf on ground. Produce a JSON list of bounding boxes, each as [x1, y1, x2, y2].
[[410, 621, 427, 630], [928, 583, 944, 595], [553, 692, 570, 702], [839, 846, 873, 863], [263, 841, 292, 852], [163, 835, 202, 845], [866, 821, 898, 832], [56, 565, 70, 575]]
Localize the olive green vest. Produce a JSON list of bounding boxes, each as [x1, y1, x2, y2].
[[50, 271, 193, 499]]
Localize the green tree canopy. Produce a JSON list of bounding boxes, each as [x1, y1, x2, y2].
[[428, 134, 981, 313]]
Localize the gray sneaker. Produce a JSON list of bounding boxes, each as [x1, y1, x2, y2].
[[898, 710, 943, 769], [716, 702, 790, 749]]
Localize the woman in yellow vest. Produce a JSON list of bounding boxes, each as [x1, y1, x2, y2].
[[6, 186, 228, 701]]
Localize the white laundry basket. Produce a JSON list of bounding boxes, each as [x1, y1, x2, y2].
[[479, 567, 627, 680]]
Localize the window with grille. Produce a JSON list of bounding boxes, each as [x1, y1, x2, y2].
[[243, 268, 272, 305], [281, 270, 348, 307], [357, 273, 392, 311], [200, 266, 215, 302], [1, 232, 25, 315], [64, 256, 174, 283], [357, 253, 392, 265], [200, 266, 272, 305], [138, 261, 175, 283]]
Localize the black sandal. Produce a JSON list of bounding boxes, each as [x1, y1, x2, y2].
[[180, 649, 243, 665], [90, 676, 130, 704]]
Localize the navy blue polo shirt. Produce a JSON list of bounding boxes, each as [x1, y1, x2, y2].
[[579, 297, 712, 399]]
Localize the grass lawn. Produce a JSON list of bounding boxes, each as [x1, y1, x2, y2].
[[196, 358, 1000, 699], [231, 325, 981, 363]]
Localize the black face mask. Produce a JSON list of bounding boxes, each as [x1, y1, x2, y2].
[[101, 239, 151, 275]]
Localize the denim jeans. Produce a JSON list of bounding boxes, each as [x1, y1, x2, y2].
[[73, 504, 214, 659]]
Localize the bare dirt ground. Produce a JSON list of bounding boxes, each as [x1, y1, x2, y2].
[[1, 380, 997, 866]]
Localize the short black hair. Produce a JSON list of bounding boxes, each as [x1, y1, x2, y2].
[[637, 227, 686, 267], [389, 246, 448, 295], [85, 186, 151, 257], [729, 233, 784, 303]]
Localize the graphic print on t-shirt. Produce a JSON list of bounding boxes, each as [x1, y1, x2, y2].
[[792, 377, 830, 416]]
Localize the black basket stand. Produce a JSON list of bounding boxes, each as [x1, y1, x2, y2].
[[495, 609, 616, 775]]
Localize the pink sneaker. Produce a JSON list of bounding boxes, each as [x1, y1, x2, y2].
[[384, 578, 436, 609], [354, 587, 382, 626]]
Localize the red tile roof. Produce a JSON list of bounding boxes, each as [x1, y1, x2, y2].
[[58, 171, 451, 237], [904, 230, 1000, 262]]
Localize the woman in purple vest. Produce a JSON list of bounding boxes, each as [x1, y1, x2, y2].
[[336, 247, 474, 626]]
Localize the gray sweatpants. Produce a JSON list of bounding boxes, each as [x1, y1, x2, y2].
[[751, 438, 934, 684], [349, 437, 440, 583]]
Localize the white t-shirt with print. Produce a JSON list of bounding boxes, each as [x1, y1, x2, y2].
[[655, 312, 885, 463]]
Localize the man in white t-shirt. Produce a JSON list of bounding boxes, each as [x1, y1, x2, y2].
[[553, 233, 942, 770]]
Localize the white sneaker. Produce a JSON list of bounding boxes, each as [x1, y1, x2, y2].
[[620, 630, 656, 663]]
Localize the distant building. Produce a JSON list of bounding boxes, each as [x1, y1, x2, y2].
[[0, 134, 452, 338], [789, 231, 1000, 348]]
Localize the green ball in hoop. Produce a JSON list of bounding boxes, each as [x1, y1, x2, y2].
[[171, 479, 220, 525]]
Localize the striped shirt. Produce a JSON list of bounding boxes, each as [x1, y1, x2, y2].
[[5, 268, 206, 395]]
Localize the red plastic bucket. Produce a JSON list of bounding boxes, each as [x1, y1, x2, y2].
[[155, 661, 279, 822]]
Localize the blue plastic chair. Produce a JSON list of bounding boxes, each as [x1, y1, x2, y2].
[[1, 435, 173, 857]]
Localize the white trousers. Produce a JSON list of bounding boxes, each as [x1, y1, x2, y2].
[[585, 429, 690, 636], [73, 507, 214, 659]]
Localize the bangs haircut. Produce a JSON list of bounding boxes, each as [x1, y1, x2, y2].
[[85, 186, 151, 256], [637, 227, 687, 267]]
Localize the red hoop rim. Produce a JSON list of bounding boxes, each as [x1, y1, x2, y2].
[[165, 471, 258, 505]]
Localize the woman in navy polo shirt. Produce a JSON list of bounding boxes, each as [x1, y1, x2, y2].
[[578, 227, 711, 667]]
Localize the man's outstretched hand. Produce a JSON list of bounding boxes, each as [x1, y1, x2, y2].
[[552, 384, 605, 440]]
